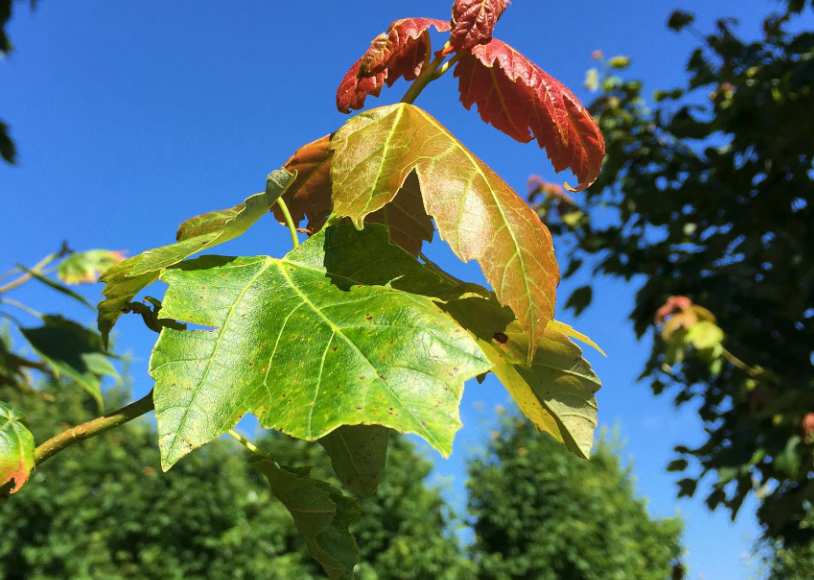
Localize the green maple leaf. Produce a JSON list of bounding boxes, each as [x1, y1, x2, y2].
[[98, 169, 295, 345], [0, 401, 35, 495], [150, 224, 490, 470], [250, 456, 361, 580], [319, 425, 390, 498]]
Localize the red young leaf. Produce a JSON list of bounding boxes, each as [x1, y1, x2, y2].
[[445, 0, 508, 54], [274, 136, 433, 255], [337, 18, 451, 114], [273, 135, 334, 234], [455, 39, 605, 191]]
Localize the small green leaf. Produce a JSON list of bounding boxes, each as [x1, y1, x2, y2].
[[250, 456, 361, 580], [319, 425, 390, 498], [685, 320, 724, 351], [443, 296, 601, 459], [98, 168, 295, 345], [584, 68, 599, 92], [0, 400, 35, 495], [150, 224, 490, 470], [16, 263, 93, 309], [20, 316, 118, 406], [608, 56, 631, 69], [57, 250, 125, 285]]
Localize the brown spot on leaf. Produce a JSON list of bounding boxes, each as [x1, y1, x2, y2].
[[493, 332, 509, 344]]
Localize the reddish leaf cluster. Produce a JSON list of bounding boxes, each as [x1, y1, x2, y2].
[[445, 0, 508, 54], [337, 18, 450, 113], [456, 39, 605, 191], [335, 5, 605, 191], [655, 296, 693, 323]]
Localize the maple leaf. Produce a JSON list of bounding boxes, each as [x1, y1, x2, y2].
[[444, 0, 508, 55], [337, 18, 450, 114], [330, 103, 560, 362], [455, 38, 605, 191]]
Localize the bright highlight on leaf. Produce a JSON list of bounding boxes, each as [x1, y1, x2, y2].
[[0, 400, 35, 495], [98, 169, 295, 345], [455, 38, 605, 191], [58, 250, 125, 285], [250, 456, 361, 580], [150, 224, 490, 471], [330, 103, 559, 361], [337, 18, 451, 113], [445, 0, 508, 54]]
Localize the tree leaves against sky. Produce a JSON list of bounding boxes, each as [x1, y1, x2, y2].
[[0, 2, 612, 576], [337, 18, 451, 114]]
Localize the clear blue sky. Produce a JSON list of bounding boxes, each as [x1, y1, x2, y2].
[[2, 1, 804, 578]]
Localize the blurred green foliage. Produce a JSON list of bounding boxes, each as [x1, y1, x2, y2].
[[537, 0, 814, 547], [468, 419, 684, 580], [0, 385, 470, 580]]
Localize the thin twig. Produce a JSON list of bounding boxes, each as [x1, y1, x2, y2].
[[34, 391, 155, 466]]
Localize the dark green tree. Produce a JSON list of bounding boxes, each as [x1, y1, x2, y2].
[[536, 0, 814, 545], [0, 384, 470, 580], [467, 418, 683, 580]]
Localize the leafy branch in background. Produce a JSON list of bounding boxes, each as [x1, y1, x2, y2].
[[2, 1, 610, 577], [530, 0, 814, 548], [0, 246, 124, 493]]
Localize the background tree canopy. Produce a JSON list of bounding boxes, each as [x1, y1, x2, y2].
[[468, 418, 683, 580], [0, 383, 682, 579], [537, 0, 814, 552]]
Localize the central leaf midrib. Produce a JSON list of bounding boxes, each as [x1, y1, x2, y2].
[[412, 106, 537, 338], [274, 261, 438, 447]]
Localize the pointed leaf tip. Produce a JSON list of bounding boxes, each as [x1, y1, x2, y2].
[[445, 0, 508, 55], [454, 38, 605, 191], [250, 456, 361, 579]]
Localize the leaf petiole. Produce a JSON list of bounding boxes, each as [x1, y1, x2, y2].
[[276, 197, 300, 249], [228, 429, 269, 457], [401, 40, 456, 105]]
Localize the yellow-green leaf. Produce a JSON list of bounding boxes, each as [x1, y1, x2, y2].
[[330, 103, 559, 362]]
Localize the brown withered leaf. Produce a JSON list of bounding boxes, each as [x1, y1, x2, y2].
[[330, 103, 559, 361], [455, 38, 605, 191]]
